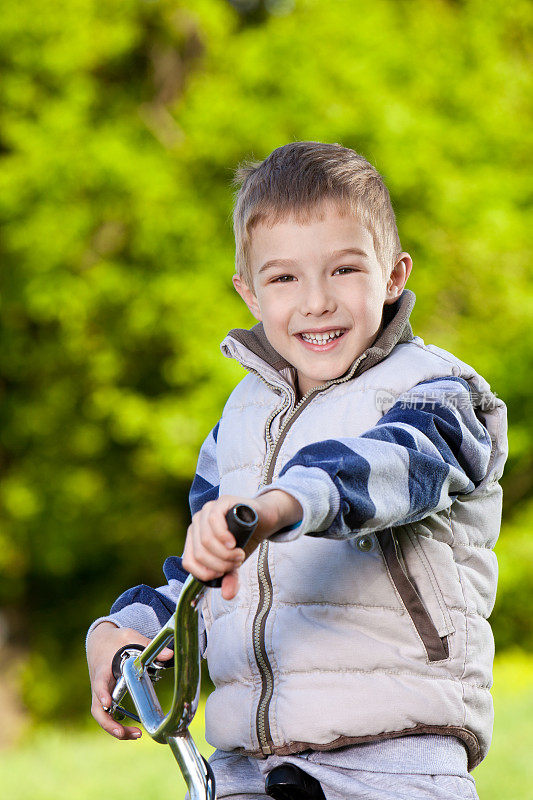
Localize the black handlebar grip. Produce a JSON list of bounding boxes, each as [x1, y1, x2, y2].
[[203, 503, 258, 588]]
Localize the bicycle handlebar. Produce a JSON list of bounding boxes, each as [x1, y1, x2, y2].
[[109, 503, 258, 800], [203, 503, 259, 587]]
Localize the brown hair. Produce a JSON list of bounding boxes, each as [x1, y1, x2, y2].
[[233, 141, 402, 287]]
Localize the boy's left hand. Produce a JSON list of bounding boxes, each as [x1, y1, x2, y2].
[[182, 491, 302, 600]]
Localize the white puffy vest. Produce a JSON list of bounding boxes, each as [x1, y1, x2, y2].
[[201, 335, 507, 770]]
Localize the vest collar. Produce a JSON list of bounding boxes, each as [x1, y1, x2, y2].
[[221, 289, 416, 389]]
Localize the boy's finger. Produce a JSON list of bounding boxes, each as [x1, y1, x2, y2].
[[221, 570, 240, 601], [193, 511, 231, 551], [103, 718, 142, 741], [193, 543, 245, 575], [191, 525, 243, 561], [93, 674, 113, 706], [91, 693, 142, 740], [182, 554, 223, 583], [91, 694, 122, 734], [156, 646, 174, 660], [205, 505, 240, 546], [116, 725, 143, 740]]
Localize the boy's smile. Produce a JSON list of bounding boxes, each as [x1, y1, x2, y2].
[[234, 203, 411, 398]]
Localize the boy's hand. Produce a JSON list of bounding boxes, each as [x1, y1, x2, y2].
[[182, 491, 302, 600], [87, 621, 173, 740]]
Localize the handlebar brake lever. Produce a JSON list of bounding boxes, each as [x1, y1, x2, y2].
[[108, 703, 141, 723]]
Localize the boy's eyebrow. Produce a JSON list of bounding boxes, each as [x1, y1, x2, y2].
[[328, 247, 369, 261], [258, 258, 298, 274], [258, 247, 369, 275]]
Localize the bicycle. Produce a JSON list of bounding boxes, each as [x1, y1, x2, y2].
[[106, 503, 326, 800]]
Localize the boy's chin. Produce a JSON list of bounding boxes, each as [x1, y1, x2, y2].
[[298, 367, 354, 394]]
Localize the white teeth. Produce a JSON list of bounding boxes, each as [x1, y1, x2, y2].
[[300, 329, 344, 344]]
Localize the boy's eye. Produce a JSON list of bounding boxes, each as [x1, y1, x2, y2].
[[334, 266, 357, 275], [271, 274, 295, 283]]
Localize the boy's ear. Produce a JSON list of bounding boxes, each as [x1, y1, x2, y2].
[[232, 274, 262, 322], [384, 253, 413, 304]]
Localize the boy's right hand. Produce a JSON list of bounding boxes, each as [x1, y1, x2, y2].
[[182, 492, 302, 600], [87, 621, 173, 740]]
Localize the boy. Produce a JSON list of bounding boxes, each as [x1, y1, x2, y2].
[[87, 142, 507, 799]]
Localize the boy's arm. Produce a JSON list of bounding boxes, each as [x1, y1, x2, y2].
[[257, 377, 494, 540], [86, 562, 188, 642], [189, 421, 220, 513], [87, 423, 222, 737]]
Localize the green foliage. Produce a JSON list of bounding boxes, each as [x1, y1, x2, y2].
[[0, 0, 531, 720], [491, 501, 533, 652]]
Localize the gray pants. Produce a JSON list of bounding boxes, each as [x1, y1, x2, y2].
[[208, 736, 479, 800]]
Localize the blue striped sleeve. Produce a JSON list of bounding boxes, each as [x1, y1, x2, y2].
[[189, 421, 221, 515], [92, 557, 191, 640], [262, 378, 493, 539], [110, 583, 178, 626]]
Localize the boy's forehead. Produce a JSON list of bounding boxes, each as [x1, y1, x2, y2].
[[249, 205, 377, 270]]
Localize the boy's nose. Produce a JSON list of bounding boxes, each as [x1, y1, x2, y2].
[[300, 283, 336, 316]]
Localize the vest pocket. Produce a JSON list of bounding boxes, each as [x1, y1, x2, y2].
[[376, 528, 453, 663]]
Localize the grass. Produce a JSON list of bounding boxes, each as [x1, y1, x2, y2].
[[475, 650, 533, 799], [0, 706, 213, 800], [1, 651, 531, 799]]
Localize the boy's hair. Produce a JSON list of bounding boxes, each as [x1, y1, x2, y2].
[[233, 141, 402, 288]]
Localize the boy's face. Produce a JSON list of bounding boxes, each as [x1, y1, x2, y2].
[[233, 203, 411, 397]]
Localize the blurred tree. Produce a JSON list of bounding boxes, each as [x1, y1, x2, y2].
[[0, 0, 531, 719]]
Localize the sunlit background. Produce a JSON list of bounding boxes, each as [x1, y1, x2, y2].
[[0, 0, 532, 797]]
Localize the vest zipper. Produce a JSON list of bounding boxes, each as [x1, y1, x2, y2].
[[250, 353, 367, 755], [253, 542, 275, 753]]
